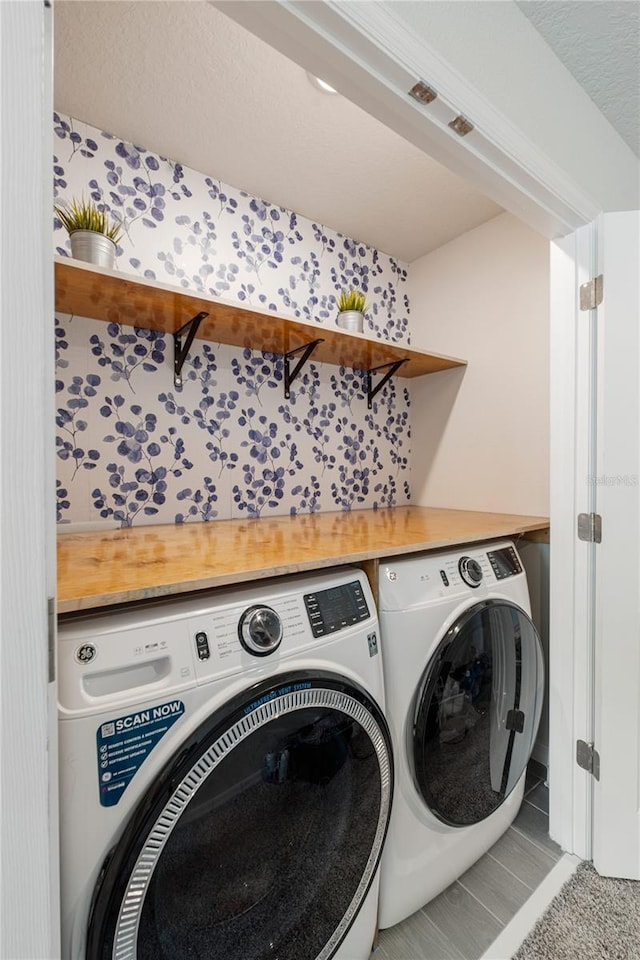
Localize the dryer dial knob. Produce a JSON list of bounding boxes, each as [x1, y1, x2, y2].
[[239, 605, 283, 656], [459, 556, 483, 587]]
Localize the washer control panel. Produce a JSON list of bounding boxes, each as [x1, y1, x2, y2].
[[58, 569, 377, 709], [304, 580, 370, 638], [486, 546, 523, 580]]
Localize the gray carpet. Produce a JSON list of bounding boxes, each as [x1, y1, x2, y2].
[[513, 861, 640, 959]]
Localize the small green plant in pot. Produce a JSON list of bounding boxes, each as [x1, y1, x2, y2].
[[336, 289, 367, 333], [54, 197, 123, 269]]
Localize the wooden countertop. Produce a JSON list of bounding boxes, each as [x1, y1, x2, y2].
[[57, 506, 549, 614]]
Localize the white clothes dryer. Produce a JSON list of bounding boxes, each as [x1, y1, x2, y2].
[[58, 568, 393, 960], [377, 540, 544, 929]]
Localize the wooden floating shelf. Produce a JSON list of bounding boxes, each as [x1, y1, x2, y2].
[[54, 257, 467, 380]]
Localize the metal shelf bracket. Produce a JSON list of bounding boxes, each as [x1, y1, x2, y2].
[[284, 339, 324, 398], [174, 311, 209, 387], [366, 359, 409, 409]]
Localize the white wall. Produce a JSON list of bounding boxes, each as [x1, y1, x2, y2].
[[409, 212, 549, 516], [409, 211, 551, 770]]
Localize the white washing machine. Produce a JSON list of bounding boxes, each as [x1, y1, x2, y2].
[[377, 540, 544, 928], [58, 568, 393, 960]]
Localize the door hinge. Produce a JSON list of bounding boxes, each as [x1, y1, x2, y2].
[[577, 512, 602, 543], [579, 275, 603, 311], [576, 739, 600, 780]]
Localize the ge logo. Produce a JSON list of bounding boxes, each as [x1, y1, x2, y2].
[[75, 643, 97, 664], [386, 570, 397, 582]]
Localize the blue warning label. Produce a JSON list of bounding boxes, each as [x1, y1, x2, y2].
[[96, 699, 185, 807]]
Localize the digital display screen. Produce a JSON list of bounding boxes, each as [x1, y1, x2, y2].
[[304, 582, 370, 637], [487, 547, 522, 580], [317, 586, 359, 627]]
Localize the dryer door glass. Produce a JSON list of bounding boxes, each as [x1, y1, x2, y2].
[[412, 600, 543, 826], [87, 672, 392, 960]]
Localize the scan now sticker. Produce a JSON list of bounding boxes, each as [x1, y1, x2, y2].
[[96, 700, 185, 807]]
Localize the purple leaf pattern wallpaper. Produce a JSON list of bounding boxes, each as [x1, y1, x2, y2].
[[54, 112, 412, 528]]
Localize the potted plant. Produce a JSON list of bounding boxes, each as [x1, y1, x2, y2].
[[54, 197, 123, 269], [336, 289, 367, 333]]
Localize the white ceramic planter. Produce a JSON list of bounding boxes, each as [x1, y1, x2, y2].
[[337, 310, 364, 333], [70, 231, 117, 269]]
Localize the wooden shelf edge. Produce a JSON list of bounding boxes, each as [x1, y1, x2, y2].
[[57, 506, 550, 614], [54, 256, 467, 378]]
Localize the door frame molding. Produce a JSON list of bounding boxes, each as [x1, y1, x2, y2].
[[549, 224, 598, 858]]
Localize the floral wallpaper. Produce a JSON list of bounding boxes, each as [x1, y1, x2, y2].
[[54, 112, 412, 527]]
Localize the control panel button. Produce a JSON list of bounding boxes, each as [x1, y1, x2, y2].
[[458, 556, 483, 588], [440, 570, 450, 587], [239, 606, 283, 657], [195, 631, 210, 661]]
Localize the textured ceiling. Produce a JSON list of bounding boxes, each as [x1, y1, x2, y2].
[[518, 1, 640, 157], [53, 0, 502, 263]]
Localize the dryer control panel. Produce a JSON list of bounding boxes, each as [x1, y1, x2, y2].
[[378, 539, 529, 611], [486, 545, 522, 580], [303, 580, 370, 638]]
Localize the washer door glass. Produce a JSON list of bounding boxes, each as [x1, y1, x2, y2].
[[412, 600, 543, 826], [87, 672, 393, 960]]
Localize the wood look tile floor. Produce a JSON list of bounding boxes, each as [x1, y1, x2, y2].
[[375, 772, 560, 960]]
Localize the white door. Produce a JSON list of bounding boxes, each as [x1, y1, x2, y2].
[[592, 211, 640, 878], [551, 212, 640, 875]]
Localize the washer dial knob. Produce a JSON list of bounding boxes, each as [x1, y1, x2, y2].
[[239, 605, 283, 656], [459, 556, 483, 588]]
